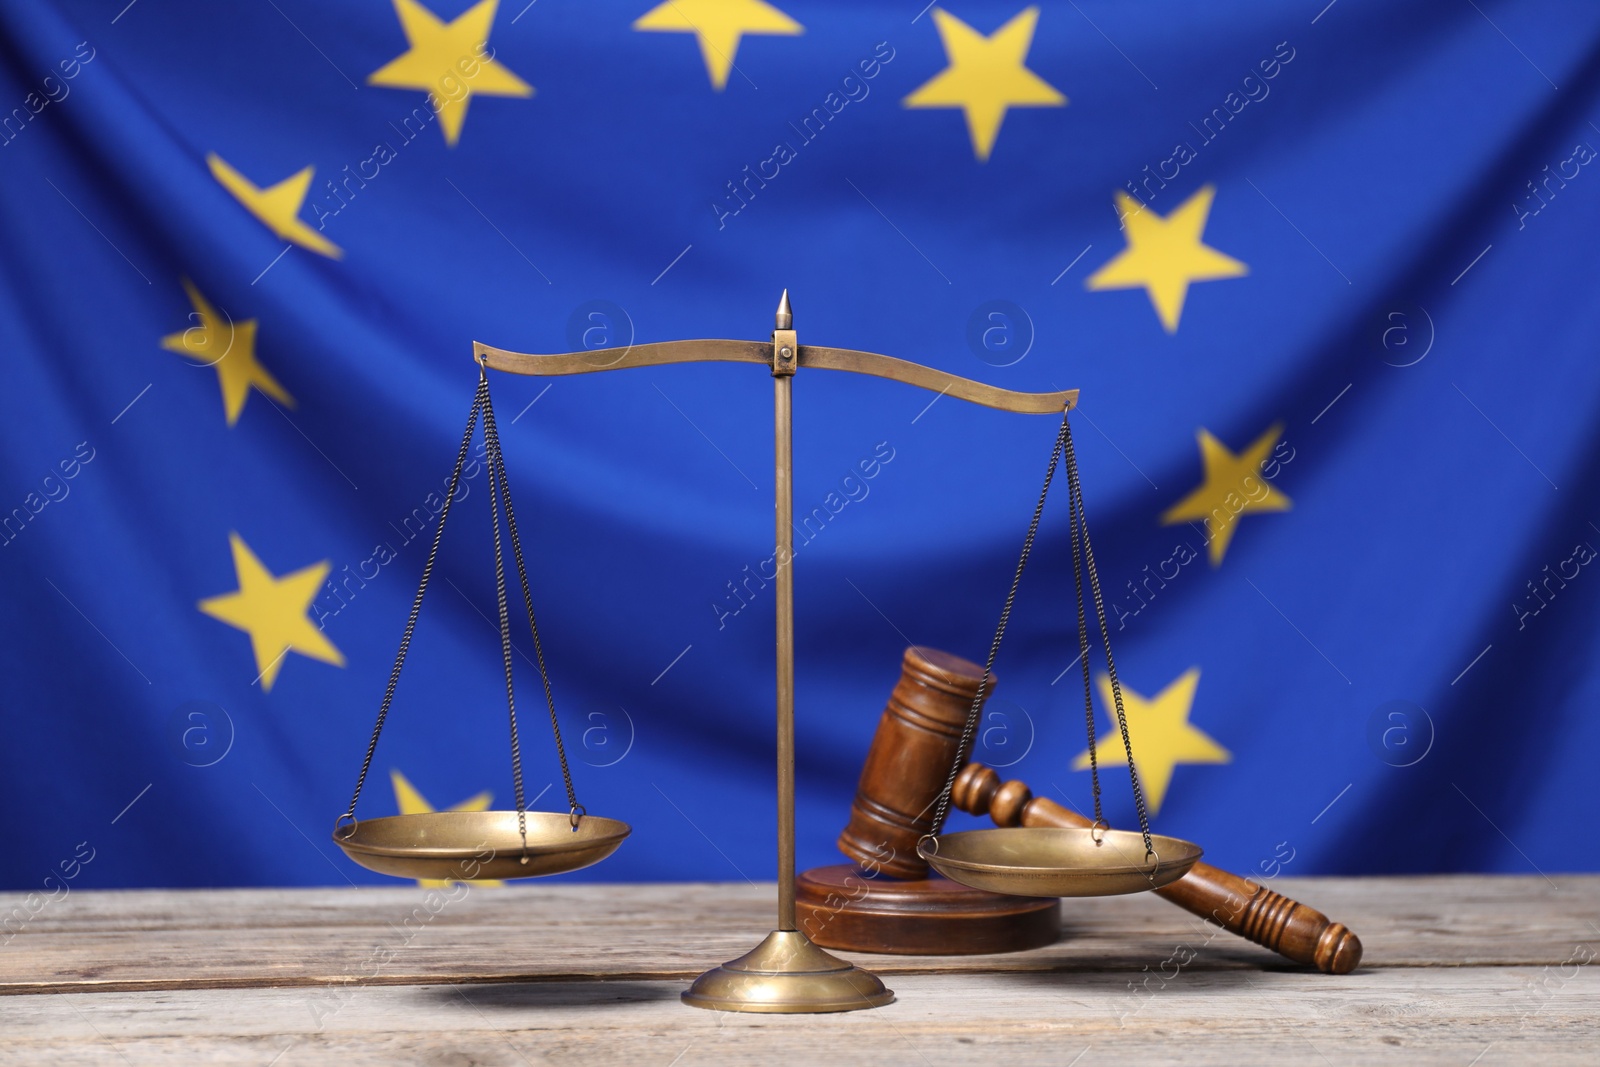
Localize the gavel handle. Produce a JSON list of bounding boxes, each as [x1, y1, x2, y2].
[[960, 766, 1362, 974]]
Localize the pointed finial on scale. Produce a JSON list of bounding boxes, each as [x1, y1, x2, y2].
[[775, 289, 793, 331]]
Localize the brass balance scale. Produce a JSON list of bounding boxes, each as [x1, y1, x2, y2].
[[331, 292, 1202, 1013]]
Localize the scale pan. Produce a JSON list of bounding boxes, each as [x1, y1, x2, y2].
[[334, 810, 630, 881], [919, 827, 1202, 898]]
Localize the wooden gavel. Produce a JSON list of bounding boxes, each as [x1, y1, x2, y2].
[[836, 647, 1362, 973]]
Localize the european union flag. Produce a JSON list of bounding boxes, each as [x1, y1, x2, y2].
[[3, 0, 1597, 893]]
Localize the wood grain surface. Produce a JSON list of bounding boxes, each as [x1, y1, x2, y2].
[[1, 876, 1594, 1064], [2, 967, 1595, 1066]]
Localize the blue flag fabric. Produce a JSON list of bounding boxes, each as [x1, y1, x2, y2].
[[3, 0, 1597, 892]]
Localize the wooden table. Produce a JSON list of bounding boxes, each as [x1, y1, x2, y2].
[[1, 875, 1595, 1064]]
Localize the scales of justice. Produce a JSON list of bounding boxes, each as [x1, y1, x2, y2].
[[331, 291, 1204, 1013]]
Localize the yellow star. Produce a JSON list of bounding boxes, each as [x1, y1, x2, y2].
[[160, 279, 293, 427], [390, 769, 504, 888], [903, 6, 1065, 162], [206, 155, 341, 259], [197, 533, 344, 691], [1162, 423, 1291, 566], [1072, 669, 1229, 815], [1087, 184, 1246, 332], [633, 0, 802, 91], [368, 0, 531, 146]]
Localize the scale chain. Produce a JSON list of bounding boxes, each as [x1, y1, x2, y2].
[[338, 385, 484, 830], [1063, 420, 1155, 859], [336, 368, 584, 845], [1066, 452, 1103, 830], [927, 409, 1072, 838], [478, 371, 583, 824], [479, 369, 530, 851], [924, 411, 1156, 865]]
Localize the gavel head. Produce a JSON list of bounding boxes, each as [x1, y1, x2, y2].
[[837, 647, 993, 880]]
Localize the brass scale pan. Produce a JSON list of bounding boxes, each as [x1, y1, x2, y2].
[[921, 828, 1202, 898], [335, 330, 1196, 895], [337, 811, 630, 881]]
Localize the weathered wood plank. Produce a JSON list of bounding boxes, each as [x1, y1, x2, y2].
[[0, 876, 1593, 995], [0, 966, 1594, 1066]]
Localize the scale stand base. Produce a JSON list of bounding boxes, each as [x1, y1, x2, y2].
[[681, 930, 894, 1013]]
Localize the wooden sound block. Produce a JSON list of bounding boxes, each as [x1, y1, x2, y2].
[[795, 864, 1060, 956]]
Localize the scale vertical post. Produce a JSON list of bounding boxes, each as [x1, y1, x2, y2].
[[773, 290, 798, 933], [681, 292, 893, 1013]]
